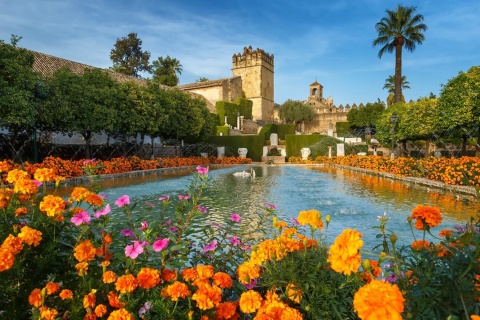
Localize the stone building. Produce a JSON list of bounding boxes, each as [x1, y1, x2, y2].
[[302, 81, 354, 135], [179, 46, 275, 122]]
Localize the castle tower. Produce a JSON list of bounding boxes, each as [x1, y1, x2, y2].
[[309, 81, 323, 102], [232, 46, 274, 121]]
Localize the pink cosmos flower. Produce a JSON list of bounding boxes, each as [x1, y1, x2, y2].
[[169, 226, 179, 232], [70, 211, 91, 226], [138, 302, 152, 318], [197, 205, 207, 214], [164, 219, 172, 226], [153, 238, 169, 252], [265, 202, 277, 209], [120, 228, 134, 237], [203, 240, 218, 253], [145, 201, 155, 208], [83, 158, 97, 165], [138, 221, 148, 230], [229, 236, 240, 247], [244, 278, 257, 289], [230, 213, 241, 223], [115, 195, 130, 207], [125, 242, 144, 259], [158, 196, 170, 202], [211, 222, 222, 229], [196, 166, 209, 175], [290, 217, 300, 226], [94, 204, 111, 218], [32, 179, 43, 187], [178, 195, 190, 200]]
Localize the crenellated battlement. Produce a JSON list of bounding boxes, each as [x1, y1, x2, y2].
[[232, 46, 274, 67]]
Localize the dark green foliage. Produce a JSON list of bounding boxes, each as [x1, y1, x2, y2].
[[259, 124, 277, 141], [216, 126, 229, 136], [335, 122, 350, 136], [206, 135, 265, 161], [276, 124, 296, 140], [286, 135, 367, 158], [216, 98, 253, 125], [278, 99, 314, 125], [259, 247, 361, 320], [109, 32, 151, 78]]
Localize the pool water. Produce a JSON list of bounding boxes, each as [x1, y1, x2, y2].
[[99, 165, 479, 249]]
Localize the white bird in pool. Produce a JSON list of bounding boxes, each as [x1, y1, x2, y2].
[[233, 168, 256, 178]]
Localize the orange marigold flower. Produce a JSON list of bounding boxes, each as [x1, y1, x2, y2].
[[162, 281, 191, 301], [213, 272, 233, 289], [103, 233, 113, 245], [103, 270, 117, 284], [280, 306, 303, 320], [286, 283, 303, 303], [94, 304, 107, 317], [137, 267, 161, 289], [360, 259, 382, 283], [215, 301, 237, 320], [353, 279, 404, 320], [115, 274, 138, 293], [107, 308, 135, 320], [34, 168, 56, 182], [237, 261, 261, 284], [410, 205, 442, 230], [0, 246, 15, 272], [74, 239, 96, 262], [328, 228, 363, 275], [239, 290, 263, 313], [84, 311, 96, 320], [191, 283, 222, 310], [276, 221, 289, 229], [59, 289, 73, 300], [75, 262, 89, 276], [28, 288, 43, 307], [196, 265, 215, 279], [471, 316, 480, 320], [181, 267, 198, 282], [45, 282, 60, 295], [18, 226, 42, 247], [0, 188, 14, 209], [297, 209, 323, 230], [13, 178, 38, 195], [6, 169, 28, 184], [107, 291, 124, 308], [439, 229, 454, 238], [83, 290, 96, 308], [85, 193, 104, 207], [70, 187, 91, 202], [411, 240, 430, 251], [39, 306, 58, 320], [14, 207, 28, 217], [162, 268, 177, 282], [39, 194, 66, 218], [2, 234, 24, 255]]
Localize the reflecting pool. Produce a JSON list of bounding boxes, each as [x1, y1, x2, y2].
[[98, 165, 479, 249]]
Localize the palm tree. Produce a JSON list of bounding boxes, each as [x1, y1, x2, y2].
[[384, 75, 410, 107], [373, 5, 427, 104], [151, 56, 183, 86]]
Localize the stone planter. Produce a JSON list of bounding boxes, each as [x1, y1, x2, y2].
[[261, 156, 286, 164]]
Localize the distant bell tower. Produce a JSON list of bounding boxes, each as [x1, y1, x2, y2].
[[309, 81, 323, 101], [232, 46, 274, 121]]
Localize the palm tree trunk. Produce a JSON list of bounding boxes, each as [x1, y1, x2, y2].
[[394, 40, 403, 104]]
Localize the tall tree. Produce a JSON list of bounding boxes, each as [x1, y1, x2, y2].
[[347, 100, 385, 136], [110, 33, 151, 78], [0, 40, 41, 160], [151, 56, 183, 86], [373, 5, 427, 104], [436, 66, 480, 156], [383, 75, 410, 107], [278, 99, 314, 131]]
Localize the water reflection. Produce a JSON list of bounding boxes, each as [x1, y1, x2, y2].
[[97, 165, 479, 249]]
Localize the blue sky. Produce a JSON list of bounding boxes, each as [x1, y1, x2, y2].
[[1, 0, 479, 106]]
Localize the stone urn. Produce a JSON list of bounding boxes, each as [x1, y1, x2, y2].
[[238, 148, 248, 158], [300, 148, 311, 160]]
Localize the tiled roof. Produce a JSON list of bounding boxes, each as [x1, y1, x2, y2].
[[30, 49, 149, 86]]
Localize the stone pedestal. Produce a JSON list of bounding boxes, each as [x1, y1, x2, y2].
[[337, 143, 345, 157], [238, 148, 248, 158], [270, 133, 278, 146], [328, 146, 333, 158], [300, 148, 311, 160], [217, 146, 225, 159]]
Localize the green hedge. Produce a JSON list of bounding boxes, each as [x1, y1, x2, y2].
[[258, 124, 278, 142], [336, 122, 350, 136], [276, 124, 296, 140], [216, 98, 253, 126], [206, 135, 265, 161], [216, 126, 229, 136], [285, 134, 367, 158]]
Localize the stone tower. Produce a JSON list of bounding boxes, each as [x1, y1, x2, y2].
[[309, 81, 323, 101], [232, 46, 274, 121]]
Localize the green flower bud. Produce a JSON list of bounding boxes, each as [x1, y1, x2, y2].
[[390, 233, 397, 245]]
